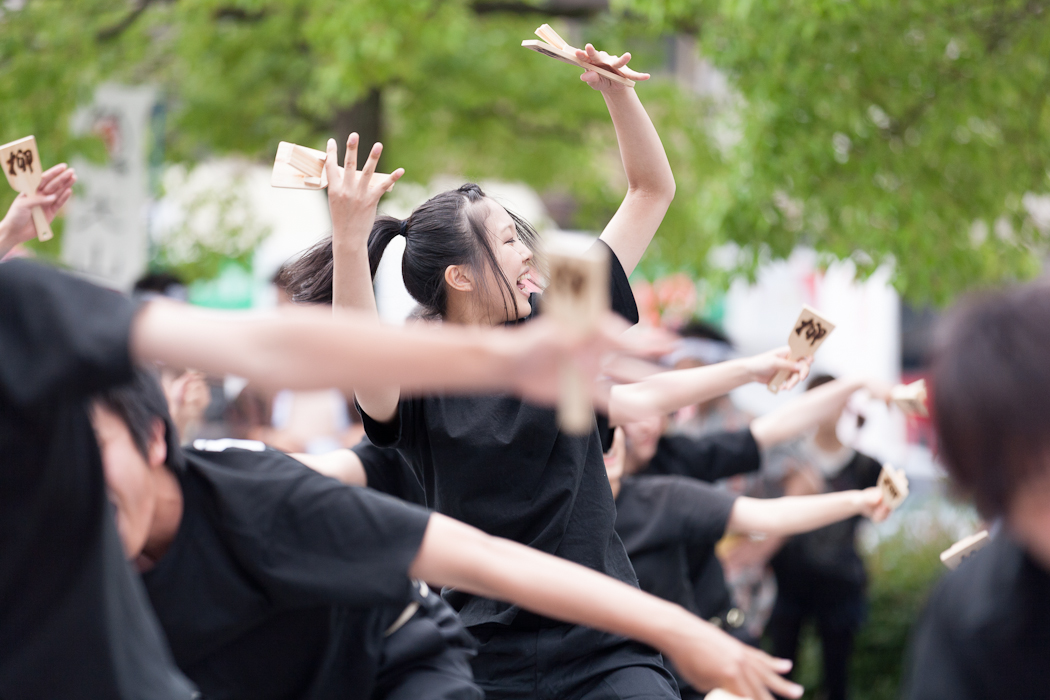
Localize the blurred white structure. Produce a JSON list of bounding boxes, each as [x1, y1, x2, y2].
[[64, 84, 157, 290]]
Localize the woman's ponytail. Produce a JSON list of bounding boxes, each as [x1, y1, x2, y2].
[[367, 216, 404, 280]]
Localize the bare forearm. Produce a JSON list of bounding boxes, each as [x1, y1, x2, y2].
[[132, 301, 513, 396], [729, 491, 866, 536], [749, 377, 866, 449], [609, 360, 752, 425], [0, 216, 19, 258], [412, 515, 690, 648], [290, 450, 367, 486]]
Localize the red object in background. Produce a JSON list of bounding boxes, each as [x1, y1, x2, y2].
[[900, 370, 937, 453]]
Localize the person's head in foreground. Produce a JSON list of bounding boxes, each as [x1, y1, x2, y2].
[[91, 369, 183, 564], [285, 183, 541, 325], [931, 282, 1050, 570]]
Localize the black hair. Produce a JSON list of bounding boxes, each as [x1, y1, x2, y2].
[[807, 373, 837, 390], [281, 184, 538, 322], [931, 283, 1050, 518], [95, 368, 184, 472]]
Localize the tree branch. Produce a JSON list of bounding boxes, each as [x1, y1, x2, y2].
[[97, 0, 162, 42]]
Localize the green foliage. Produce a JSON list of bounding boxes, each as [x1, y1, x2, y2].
[[619, 0, 1050, 302], [2, 0, 1046, 299]]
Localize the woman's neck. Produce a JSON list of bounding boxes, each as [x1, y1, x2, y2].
[[813, 424, 843, 453]]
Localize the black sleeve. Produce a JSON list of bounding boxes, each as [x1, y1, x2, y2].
[[351, 437, 427, 506], [356, 395, 420, 451], [195, 448, 432, 609], [596, 240, 638, 450], [601, 239, 639, 325], [671, 478, 738, 548], [0, 259, 135, 406], [647, 429, 761, 482]]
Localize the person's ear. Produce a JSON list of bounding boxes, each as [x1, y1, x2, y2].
[[147, 418, 168, 471], [444, 264, 474, 293]]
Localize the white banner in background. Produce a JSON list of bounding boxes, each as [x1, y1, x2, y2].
[[62, 84, 158, 291]]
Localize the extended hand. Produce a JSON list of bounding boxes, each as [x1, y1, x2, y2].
[[325, 134, 404, 250], [743, 347, 812, 391], [0, 163, 76, 250], [859, 486, 892, 523], [575, 44, 650, 92], [666, 618, 802, 700]]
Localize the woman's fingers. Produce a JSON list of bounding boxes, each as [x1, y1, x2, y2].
[[41, 168, 76, 196], [324, 138, 341, 187], [359, 142, 382, 184], [344, 132, 359, 172], [36, 163, 69, 191], [378, 168, 405, 193]]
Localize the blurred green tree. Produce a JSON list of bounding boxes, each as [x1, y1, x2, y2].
[[620, 0, 1050, 301]]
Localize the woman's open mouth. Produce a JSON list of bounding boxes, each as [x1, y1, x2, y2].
[[516, 270, 543, 296]]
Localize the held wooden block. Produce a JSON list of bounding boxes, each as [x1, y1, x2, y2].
[[271, 141, 394, 191], [0, 135, 53, 241], [521, 24, 636, 87], [542, 233, 610, 435], [877, 464, 910, 510], [271, 141, 330, 190], [891, 378, 929, 417], [767, 304, 836, 393], [939, 530, 990, 570]]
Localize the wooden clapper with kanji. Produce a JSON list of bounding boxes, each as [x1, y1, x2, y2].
[[0, 135, 52, 241]]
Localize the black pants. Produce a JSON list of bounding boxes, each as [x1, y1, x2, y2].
[[374, 582, 483, 700], [470, 622, 681, 700], [764, 584, 865, 700]]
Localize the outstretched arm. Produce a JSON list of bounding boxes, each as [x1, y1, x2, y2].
[[327, 134, 404, 423], [131, 300, 640, 406], [728, 488, 890, 536], [0, 163, 76, 258], [577, 45, 675, 276], [749, 376, 892, 449], [608, 347, 811, 425], [412, 513, 802, 700]]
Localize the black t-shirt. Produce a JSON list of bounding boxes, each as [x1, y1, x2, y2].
[[352, 436, 427, 506], [0, 260, 195, 700], [142, 443, 432, 700], [902, 533, 1050, 700], [360, 240, 639, 628], [615, 475, 738, 615], [771, 451, 881, 590], [644, 429, 761, 482], [638, 428, 760, 618]]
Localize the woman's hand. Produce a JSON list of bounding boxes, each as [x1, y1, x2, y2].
[[857, 486, 892, 523], [741, 347, 813, 391], [0, 163, 76, 254], [325, 134, 404, 252], [576, 44, 650, 92], [664, 617, 802, 700]]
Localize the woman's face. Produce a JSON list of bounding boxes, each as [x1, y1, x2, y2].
[[479, 200, 537, 322]]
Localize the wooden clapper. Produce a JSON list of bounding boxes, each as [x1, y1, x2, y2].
[[271, 141, 391, 190], [541, 232, 610, 434], [0, 135, 53, 241], [767, 305, 835, 393], [891, 378, 928, 417], [877, 464, 910, 511], [522, 24, 636, 87], [939, 530, 990, 570]]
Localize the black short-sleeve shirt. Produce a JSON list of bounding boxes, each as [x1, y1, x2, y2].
[[771, 451, 882, 590], [360, 240, 639, 628], [615, 475, 738, 614], [141, 443, 433, 699], [0, 260, 195, 700], [643, 429, 761, 483], [902, 533, 1050, 700], [352, 436, 427, 506]]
